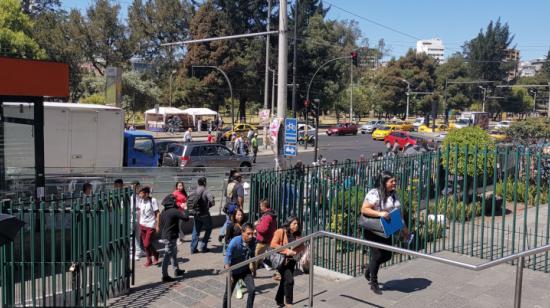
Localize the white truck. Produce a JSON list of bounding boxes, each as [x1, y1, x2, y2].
[[3, 102, 157, 171], [454, 111, 490, 129]]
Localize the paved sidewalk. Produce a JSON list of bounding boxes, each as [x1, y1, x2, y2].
[[108, 229, 334, 308]]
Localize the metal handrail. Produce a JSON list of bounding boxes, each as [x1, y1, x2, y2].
[[221, 230, 550, 308]]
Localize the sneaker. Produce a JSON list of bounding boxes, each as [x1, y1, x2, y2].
[[174, 269, 186, 277], [162, 276, 175, 283], [235, 286, 243, 299], [370, 282, 382, 295], [263, 263, 273, 271], [133, 255, 141, 261], [191, 249, 199, 254], [153, 258, 161, 266]]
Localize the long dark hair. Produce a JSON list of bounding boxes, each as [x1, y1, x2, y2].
[[283, 216, 302, 237], [175, 181, 188, 197], [230, 208, 247, 226], [376, 170, 396, 204]]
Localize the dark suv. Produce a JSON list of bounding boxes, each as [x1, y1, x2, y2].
[[162, 142, 252, 171]]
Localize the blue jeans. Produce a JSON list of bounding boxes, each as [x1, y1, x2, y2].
[[191, 215, 212, 253], [161, 239, 179, 277]]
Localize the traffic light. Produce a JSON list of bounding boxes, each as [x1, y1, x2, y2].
[[304, 99, 309, 108], [351, 51, 358, 67]]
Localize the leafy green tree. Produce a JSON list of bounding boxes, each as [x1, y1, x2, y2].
[[128, 0, 194, 84], [436, 54, 474, 112], [441, 126, 495, 177], [21, 0, 60, 16], [464, 19, 515, 82], [0, 0, 46, 59], [33, 9, 84, 100], [505, 117, 550, 146], [72, 0, 131, 75]]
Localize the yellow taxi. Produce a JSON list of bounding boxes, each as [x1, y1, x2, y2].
[[489, 130, 508, 142], [372, 125, 398, 140], [223, 123, 257, 140], [390, 121, 414, 131], [418, 124, 448, 133]]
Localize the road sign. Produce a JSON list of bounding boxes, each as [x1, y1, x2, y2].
[[285, 118, 297, 144], [284, 144, 297, 156]]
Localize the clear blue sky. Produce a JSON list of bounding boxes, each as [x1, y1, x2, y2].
[[62, 0, 550, 61]]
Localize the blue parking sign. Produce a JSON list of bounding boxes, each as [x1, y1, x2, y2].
[[285, 118, 297, 144], [284, 144, 297, 156]]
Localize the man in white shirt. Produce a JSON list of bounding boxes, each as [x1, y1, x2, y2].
[[130, 181, 146, 260], [183, 128, 193, 143], [138, 186, 160, 267]]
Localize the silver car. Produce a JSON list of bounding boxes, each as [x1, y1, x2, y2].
[[162, 142, 252, 171], [360, 120, 385, 134]]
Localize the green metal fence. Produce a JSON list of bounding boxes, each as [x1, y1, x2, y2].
[[0, 189, 133, 307], [250, 146, 550, 276]]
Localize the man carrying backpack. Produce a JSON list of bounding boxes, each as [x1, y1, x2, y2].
[[189, 177, 214, 254], [158, 194, 189, 282]]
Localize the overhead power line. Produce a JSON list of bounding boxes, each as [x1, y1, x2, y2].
[[323, 0, 421, 41]]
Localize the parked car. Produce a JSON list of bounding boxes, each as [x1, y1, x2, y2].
[[372, 125, 399, 140], [418, 123, 448, 133], [412, 117, 425, 131], [162, 142, 252, 171], [489, 130, 508, 142], [390, 121, 414, 131], [326, 123, 358, 136], [222, 123, 257, 141], [298, 123, 316, 137], [383, 131, 417, 150], [360, 120, 386, 134], [155, 140, 184, 166], [495, 121, 512, 130]]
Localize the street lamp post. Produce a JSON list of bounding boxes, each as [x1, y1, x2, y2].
[[192, 65, 235, 127], [313, 98, 320, 162], [478, 85, 487, 112], [169, 69, 176, 107], [401, 79, 411, 120]]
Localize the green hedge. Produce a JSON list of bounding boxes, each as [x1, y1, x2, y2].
[[495, 177, 549, 206]]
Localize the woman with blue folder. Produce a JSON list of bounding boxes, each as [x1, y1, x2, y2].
[[360, 171, 409, 295]]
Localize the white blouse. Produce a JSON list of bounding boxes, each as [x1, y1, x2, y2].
[[364, 188, 401, 212]]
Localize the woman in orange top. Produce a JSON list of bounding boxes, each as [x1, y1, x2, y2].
[[270, 216, 304, 307]]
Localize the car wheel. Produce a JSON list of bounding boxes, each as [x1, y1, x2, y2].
[[361, 131, 365, 134], [353, 132, 357, 135], [239, 162, 252, 173]]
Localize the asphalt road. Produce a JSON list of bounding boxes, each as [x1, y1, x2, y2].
[[253, 132, 388, 169]]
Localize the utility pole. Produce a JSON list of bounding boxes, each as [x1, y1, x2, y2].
[[349, 57, 353, 123], [277, 0, 288, 119], [263, 0, 272, 150], [270, 69, 276, 113], [401, 79, 411, 120], [291, 0, 298, 118], [547, 82, 550, 117], [264, 0, 271, 111]]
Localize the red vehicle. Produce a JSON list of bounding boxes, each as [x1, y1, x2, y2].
[[384, 131, 417, 150], [326, 123, 358, 136]]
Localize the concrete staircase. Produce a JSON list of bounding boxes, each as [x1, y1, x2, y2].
[[312, 251, 550, 308]]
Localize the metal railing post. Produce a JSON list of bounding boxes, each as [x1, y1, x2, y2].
[[226, 270, 232, 307], [514, 256, 524, 308], [309, 236, 315, 307]]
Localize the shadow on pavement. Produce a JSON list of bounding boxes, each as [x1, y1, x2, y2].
[[338, 294, 385, 308], [109, 280, 176, 308], [382, 277, 432, 293], [183, 268, 220, 279]]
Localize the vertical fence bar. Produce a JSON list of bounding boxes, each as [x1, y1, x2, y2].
[[460, 145, 468, 255], [522, 150, 531, 255], [501, 147, 510, 258], [480, 146, 488, 258], [308, 237, 315, 307], [470, 146, 479, 257], [511, 148, 521, 260], [451, 145, 459, 252], [513, 256, 524, 308], [532, 151, 542, 270]]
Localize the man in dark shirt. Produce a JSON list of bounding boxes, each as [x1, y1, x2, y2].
[[159, 194, 189, 282], [190, 177, 215, 254]]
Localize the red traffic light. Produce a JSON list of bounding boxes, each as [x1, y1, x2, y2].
[[304, 99, 309, 107]]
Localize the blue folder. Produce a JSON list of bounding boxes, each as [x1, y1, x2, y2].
[[381, 208, 404, 237]]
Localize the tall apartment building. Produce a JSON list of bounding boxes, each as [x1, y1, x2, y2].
[[416, 38, 445, 62], [504, 48, 520, 81]]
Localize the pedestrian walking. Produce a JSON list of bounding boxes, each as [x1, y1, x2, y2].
[[253, 199, 277, 275], [207, 130, 215, 143], [246, 128, 254, 141], [225, 208, 248, 299], [223, 223, 256, 308], [234, 134, 244, 155], [360, 170, 409, 295], [271, 216, 304, 307], [172, 181, 188, 245], [183, 127, 193, 143], [131, 181, 146, 260], [138, 187, 160, 267], [190, 177, 214, 254], [251, 134, 259, 163], [158, 194, 189, 282]]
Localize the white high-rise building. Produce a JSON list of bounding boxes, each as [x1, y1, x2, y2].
[[416, 38, 445, 62]]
